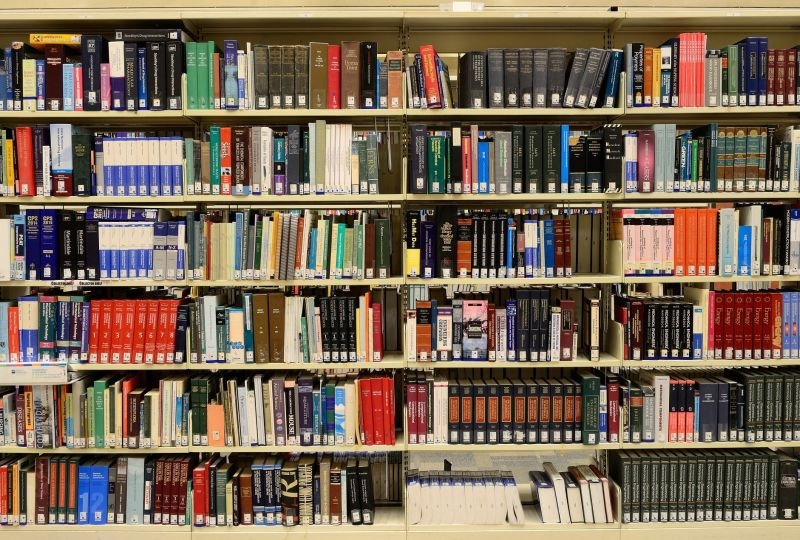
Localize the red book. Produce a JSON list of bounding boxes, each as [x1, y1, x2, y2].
[[762, 292, 773, 360], [771, 292, 783, 359], [192, 459, 209, 526], [769, 49, 778, 106], [169, 458, 182, 524], [752, 293, 763, 360], [326, 45, 341, 109], [177, 458, 190, 525], [8, 305, 19, 363], [48, 458, 58, 523], [359, 377, 375, 445], [607, 378, 620, 443], [668, 379, 679, 442], [132, 300, 147, 363], [734, 294, 745, 359], [370, 376, 385, 445], [723, 292, 735, 360], [109, 300, 124, 363], [35, 456, 49, 525], [120, 375, 140, 445], [371, 302, 383, 361], [786, 49, 797, 106], [712, 292, 724, 359], [121, 300, 136, 364], [676, 379, 686, 442], [153, 458, 166, 524], [155, 299, 171, 364], [73, 64, 83, 111], [678, 33, 689, 107], [418, 45, 442, 109], [166, 299, 180, 364], [44, 44, 65, 111], [416, 376, 427, 444], [743, 293, 755, 359], [0, 461, 8, 519], [461, 134, 472, 194], [636, 129, 655, 193], [98, 300, 114, 363], [554, 219, 565, 277], [697, 33, 707, 107], [387, 375, 396, 444], [88, 300, 101, 363], [219, 127, 232, 195], [406, 377, 418, 444], [14, 126, 35, 196], [164, 456, 176, 524], [144, 299, 160, 364]]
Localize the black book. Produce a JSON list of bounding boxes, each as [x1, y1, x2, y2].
[[537, 288, 551, 360], [81, 35, 108, 111], [601, 124, 622, 192], [537, 380, 551, 443], [511, 125, 524, 193], [498, 378, 513, 444], [631, 43, 645, 107], [511, 379, 526, 444], [357, 459, 374, 525], [458, 51, 486, 108], [585, 135, 604, 193], [282, 45, 296, 109], [472, 379, 488, 444], [294, 45, 309, 109], [337, 295, 349, 360], [459, 378, 474, 444], [280, 459, 299, 526], [568, 134, 587, 193], [524, 379, 538, 443], [123, 42, 138, 111], [448, 379, 460, 444], [409, 124, 427, 194], [253, 44, 269, 109], [487, 48, 504, 108], [75, 213, 86, 280], [588, 49, 611, 108], [503, 48, 520, 107], [346, 297, 357, 361], [346, 458, 362, 524], [147, 42, 166, 110], [84, 219, 99, 280], [519, 48, 534, 107], [563, 48, 588, 108], [524, 125, 543, 193], [268, 45, 282, 108], [532, 48, 548, 108], [575, 47, 605, 109], [542, 125, 561, 193], [286, 125, 302, 195], [437, 206, 456, 278], [320, 297, 332, 361], [515, 289, 531, 361], [60, 210, 76, 280], [360, 42, 377, 109], [166, 41, 184, 110], [546, 48, 568, 107]]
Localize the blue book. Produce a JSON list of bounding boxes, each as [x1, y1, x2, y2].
[[40, 209, 59, 280], [80, 302, 90, 362], [308, 228, 317, 277], [0, 301, 9, 362], [234, 212, 244, 278], [134, 138, 149, 196], [89, 461, 109, 524], [598, 384, 608, 438], [693, 306, 703, 359], [18, 296, 38, 362], [242, 293, 254, 363], [325, 383, 335, 443], [223, 40, 239, 109], [601, 49, 623, 108], [624, 133, 637, 192], [505, 299, 517, 361], [85, 207, 163, 222], [171, 136, 184, 196], [523, 219, 535, 277], [62, 63, 74, 111], [36, 59, 45, 111], [335, 222, 346, 277], [0, 71, 6, 111], [56, 297, 71, 361], [740, 37, 759, 106], [137, 47, 148, 110], [477, 141, 490, 193], [334, 383, 345, 444], [77, 461, 92, 524], [506, 218, 515, 275], [312, 386, 322, 445], [792, 291, 800, 358], [783, 291, 792, 358], [24, 209, 41, 280], [757, 37, 768, 106], [560, 125, 570, 193], [158, 137, 171, 196], [543, 218, 555, 278], [237, 50, 246, 108], [3, 47, 12, 110], [737, 225, 752, 276]]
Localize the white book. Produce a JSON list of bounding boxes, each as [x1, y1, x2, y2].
[[576, 465, 607, 524], [636, 370, 670, 443], [247, 386, 258, 446], [561, 472, 584, 523], [570, 466, 595, 523], [530, 470, 560, 523], [125, 457, 146, 524], [345, 380, 357, 445], [543, 462, 571, 523]]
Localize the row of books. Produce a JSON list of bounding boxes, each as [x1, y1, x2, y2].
[[404, 209, 602, 280], [186, 41, 403, 111], [190, 373, 397, 448], [530, 462, 614, 524], [404, 287, 601, 363], [405, 371, 606, 446], [608, 449, 799, 523], [406, 469, 524, 525], [408, 124, 624, 195], [625, 35, 800, 108], [184, 209, 393, 282], [1, 32, 187, 113], [0, 375, 192, 450], [622, 124, 800, 194], [192, 453, 401, 527], [613, 289, 800, 362], [411, 46, 622, 110], [611, 204, 800, 278], [0, 209, 186, 282], [622, 368, 800, 445]]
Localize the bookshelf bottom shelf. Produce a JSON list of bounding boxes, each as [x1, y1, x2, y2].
[[3, 525, 190, 540], [620, 520, 800, 540]]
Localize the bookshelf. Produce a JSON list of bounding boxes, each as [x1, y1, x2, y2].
[[2, 3, 800, 540]]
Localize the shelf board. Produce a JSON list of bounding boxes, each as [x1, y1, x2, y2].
[[188, 357, 405, 371], [622, 104, 800, 117], [622, 440, 800, 450], [0, 196, 187, 205], [409, 274, 620, 286], [191, 506, 405, 539], [190, 437, 404, 454], [0, 110, 186, 120], [617, 7, 800, 29], [408, 442, 619, 452], [405, 192, 622, 203], [403, 7, 623, 29], [620, 519, 800, 540], [0, 362, 68, 384], [8, 279, 189, 288], [0, 446, 188, 454], [184, 194, 402, 205], [408, 354, 620, 370], [2, 524, 190, 540], [623, 191, 798, 202], [621, 358, 800, 368], [186, 108, 404, 119], [69, 362, 188, 371], [188, 277, 405, 287], [405, 107, 623, 119], [622, 274, 800, 284]]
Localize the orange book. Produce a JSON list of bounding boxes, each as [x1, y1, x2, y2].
[[456, 217, 473, 277], [415, 300, 433, 361], [707, 207, 718, 276], [8, 305, 19, 363], [219, 127, 232, 195], [207, 404, 225, 446], [120, 374, 141, 445], [13, 126, 35, 196], [385, 50, 404, 110], [673, 208, 686, 276], [165, 299, 180, 364], [685, 208, 699, 276], [643, 47, 654, 106], [293, 216, 304, 279], [696, 208, 708, 276]]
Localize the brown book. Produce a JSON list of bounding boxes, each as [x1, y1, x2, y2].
[[45, 44, 65, 111], [160, 457, 174, 524], [364, 221, 376, 279], [35, 457, 49, 524], [252, 293, 270, 363], [127, 389, 145, 449], [153, 457, 165, 524], [232, 126, 250, 195], [309, 42, 328, 109], [267, 292, 285, 363], [169, 457, 182, 524], [239, 466, 253, 525], [177, 457, 190, 526], [329, 460, 342, 524], [386, 50, 404, 110], [340, 41, 361, 109]]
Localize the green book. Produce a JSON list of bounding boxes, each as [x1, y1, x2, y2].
[[207, 41, 217, 109], [354, 221, 364, 279], [209, 125, 221, 195], [578, 371, 600, 445], [335, 222, 346, 277], [727, 44, 739, 106], [690, 138, 699, 187], [93, 375, 113, 448], [86, 387, 95, 447], [196, 40, 210, 110], [366, 133, 380, 195], [342, 225, 354, 278], [375, 217, 391, 279], [354, 139, 367, 194], [185, 41, 198, 110], [38, 296, 57, 361], [184, 139, 195, 194], [426, 135, 446, 194]]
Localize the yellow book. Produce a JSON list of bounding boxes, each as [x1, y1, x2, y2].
[[652, 47, 661, 107], [24, 388, 34, 447], [22, 58, 36, 112], [28, 33, 82, 50], [405, 211, 421, 277], [5, 139, 16, 196]]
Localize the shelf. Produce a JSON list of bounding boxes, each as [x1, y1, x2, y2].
[[186, 108, 404, 119], [0, 196, 188, 205], [1, 525, 190, 540], [617, 7, 800, 29], [0, 110, 186, 121], [188, 277, 405, 287], [408, 353, 620, 370], [621, 440, 800, 450], [409, 274, 620, 287], [622, 191, 799, 202], [405, 192, 622, 204], [184, 194, 402, 206], [622, 274, 800, 284], [622, 104, 800, 119], [403, 7, 623, 30], [191, 506, 405, 540], [408, 507, 619, 540], [619, 519, 800, 540], [188, 356, 405, 371], [408, 442, 619, 452], [8, 279, 189, 288], [0, 362, 68, 384], [190, 436, 404, 454], [69, 362, 189, 371], [405, 107, 623, 119], [621, 358, 800, 368], [0, 446, 188, 454]]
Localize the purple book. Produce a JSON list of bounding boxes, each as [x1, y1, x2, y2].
[[421, 220, 436, 278]]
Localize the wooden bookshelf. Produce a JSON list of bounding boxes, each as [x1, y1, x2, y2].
[[0, 445, 188, 454]]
